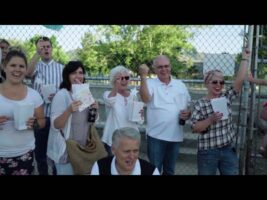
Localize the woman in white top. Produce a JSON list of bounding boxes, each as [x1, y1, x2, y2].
[[0, 49, 45, 175], [102, 65, 142, 155], [48, 61, 98, 175]]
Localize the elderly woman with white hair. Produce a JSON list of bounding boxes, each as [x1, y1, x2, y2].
[[101, 65, 141, 156]]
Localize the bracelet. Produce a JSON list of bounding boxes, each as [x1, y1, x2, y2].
[[241, 58, 248, 61]]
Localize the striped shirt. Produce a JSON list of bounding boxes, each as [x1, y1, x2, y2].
[[191, 86, 238, 150], [33, 60, 64, 117]]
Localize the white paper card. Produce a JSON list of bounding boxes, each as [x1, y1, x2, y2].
[[128, 101, 144, 124], [41, 84, 56, 103], [210, 97, 229, 120], [72, 83, 95, 112], [14, 103, 34, 130]]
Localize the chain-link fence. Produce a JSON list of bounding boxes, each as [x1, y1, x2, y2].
[[0, 25, 245, 78], [2, 25, 264, 175]]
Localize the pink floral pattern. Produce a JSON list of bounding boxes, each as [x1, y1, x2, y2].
[[0, 150, 34, 175]]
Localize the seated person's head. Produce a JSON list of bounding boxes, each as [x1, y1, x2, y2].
[[111, 127, 141, 175]]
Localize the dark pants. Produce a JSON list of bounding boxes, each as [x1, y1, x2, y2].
[[34, 117, 56, 175]]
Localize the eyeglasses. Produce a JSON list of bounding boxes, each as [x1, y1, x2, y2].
[[211, 80, 225, 85], [157, 65, 170, 69], [117, 76, 130, 81]]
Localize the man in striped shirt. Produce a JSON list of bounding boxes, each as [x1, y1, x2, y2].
[[27, 36, 64, 175]]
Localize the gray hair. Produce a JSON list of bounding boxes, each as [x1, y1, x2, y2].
[[109, 65, 130, 87], [112, 127, 141, 148], [152, 55, 171, 68]]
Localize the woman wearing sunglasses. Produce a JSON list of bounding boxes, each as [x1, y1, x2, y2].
[[101, 65, 141, 156], [190, 48, 250, 175]]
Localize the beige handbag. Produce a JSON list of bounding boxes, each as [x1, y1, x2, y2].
[[66, 125, 108, 175]]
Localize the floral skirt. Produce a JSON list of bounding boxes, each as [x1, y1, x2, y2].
[[0, 150, 34, 175]]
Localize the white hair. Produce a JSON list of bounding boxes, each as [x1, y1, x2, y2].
[[152, 55, 171, 68], [109, 65, 130, 86], [112, 127, 141, 148]]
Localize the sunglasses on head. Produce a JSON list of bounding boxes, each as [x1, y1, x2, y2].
[[211, 80, 225, 85], [117, 76, 130, 81]]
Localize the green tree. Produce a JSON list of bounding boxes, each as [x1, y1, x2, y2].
[[78, 25, 196, 78]]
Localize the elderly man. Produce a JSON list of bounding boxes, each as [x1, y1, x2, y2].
[[91, 127, 159, 175], [139, 55, 191, 175]]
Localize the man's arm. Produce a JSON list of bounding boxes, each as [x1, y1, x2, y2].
[[27, 52, 40, 77], [27, 40, 44, 77], [138, 64, 151, 103], [248, 73, 267, 86]]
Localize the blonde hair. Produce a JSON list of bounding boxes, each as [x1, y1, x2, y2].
[[204, 69, 223, 84]]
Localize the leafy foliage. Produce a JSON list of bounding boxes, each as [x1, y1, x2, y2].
[[77, 25, 196, 77]]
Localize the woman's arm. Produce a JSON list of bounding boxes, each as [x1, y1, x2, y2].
[[192, 112, 223, 133], [233, 48, 251, 93], [35, 105, 46, 129], [54, 100, 82, 129]]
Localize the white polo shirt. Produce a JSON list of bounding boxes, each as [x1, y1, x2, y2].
[[146, 77, 191, 142]]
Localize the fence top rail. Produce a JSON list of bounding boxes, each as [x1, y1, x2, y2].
[[85, 76, 234, 84]]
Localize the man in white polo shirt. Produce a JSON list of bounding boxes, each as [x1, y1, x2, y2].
[[27, 36, 64, 175], [139, 55, 191, 175]]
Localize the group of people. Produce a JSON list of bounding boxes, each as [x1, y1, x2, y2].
[[0, 35, 265, 175]]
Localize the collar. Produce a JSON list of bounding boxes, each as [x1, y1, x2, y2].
[[156, 76, 174, 87], [40, 59, 54, 65], [111, 156, 141, 175]]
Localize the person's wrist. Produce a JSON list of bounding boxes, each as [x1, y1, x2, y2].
[[208, 117, 214, 125]]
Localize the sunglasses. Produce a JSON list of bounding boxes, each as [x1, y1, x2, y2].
[[117, 76, 130, 81], [211, 80, 225, 85]]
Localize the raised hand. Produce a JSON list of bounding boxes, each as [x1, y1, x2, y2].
[[139, 64, 149, 77]]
